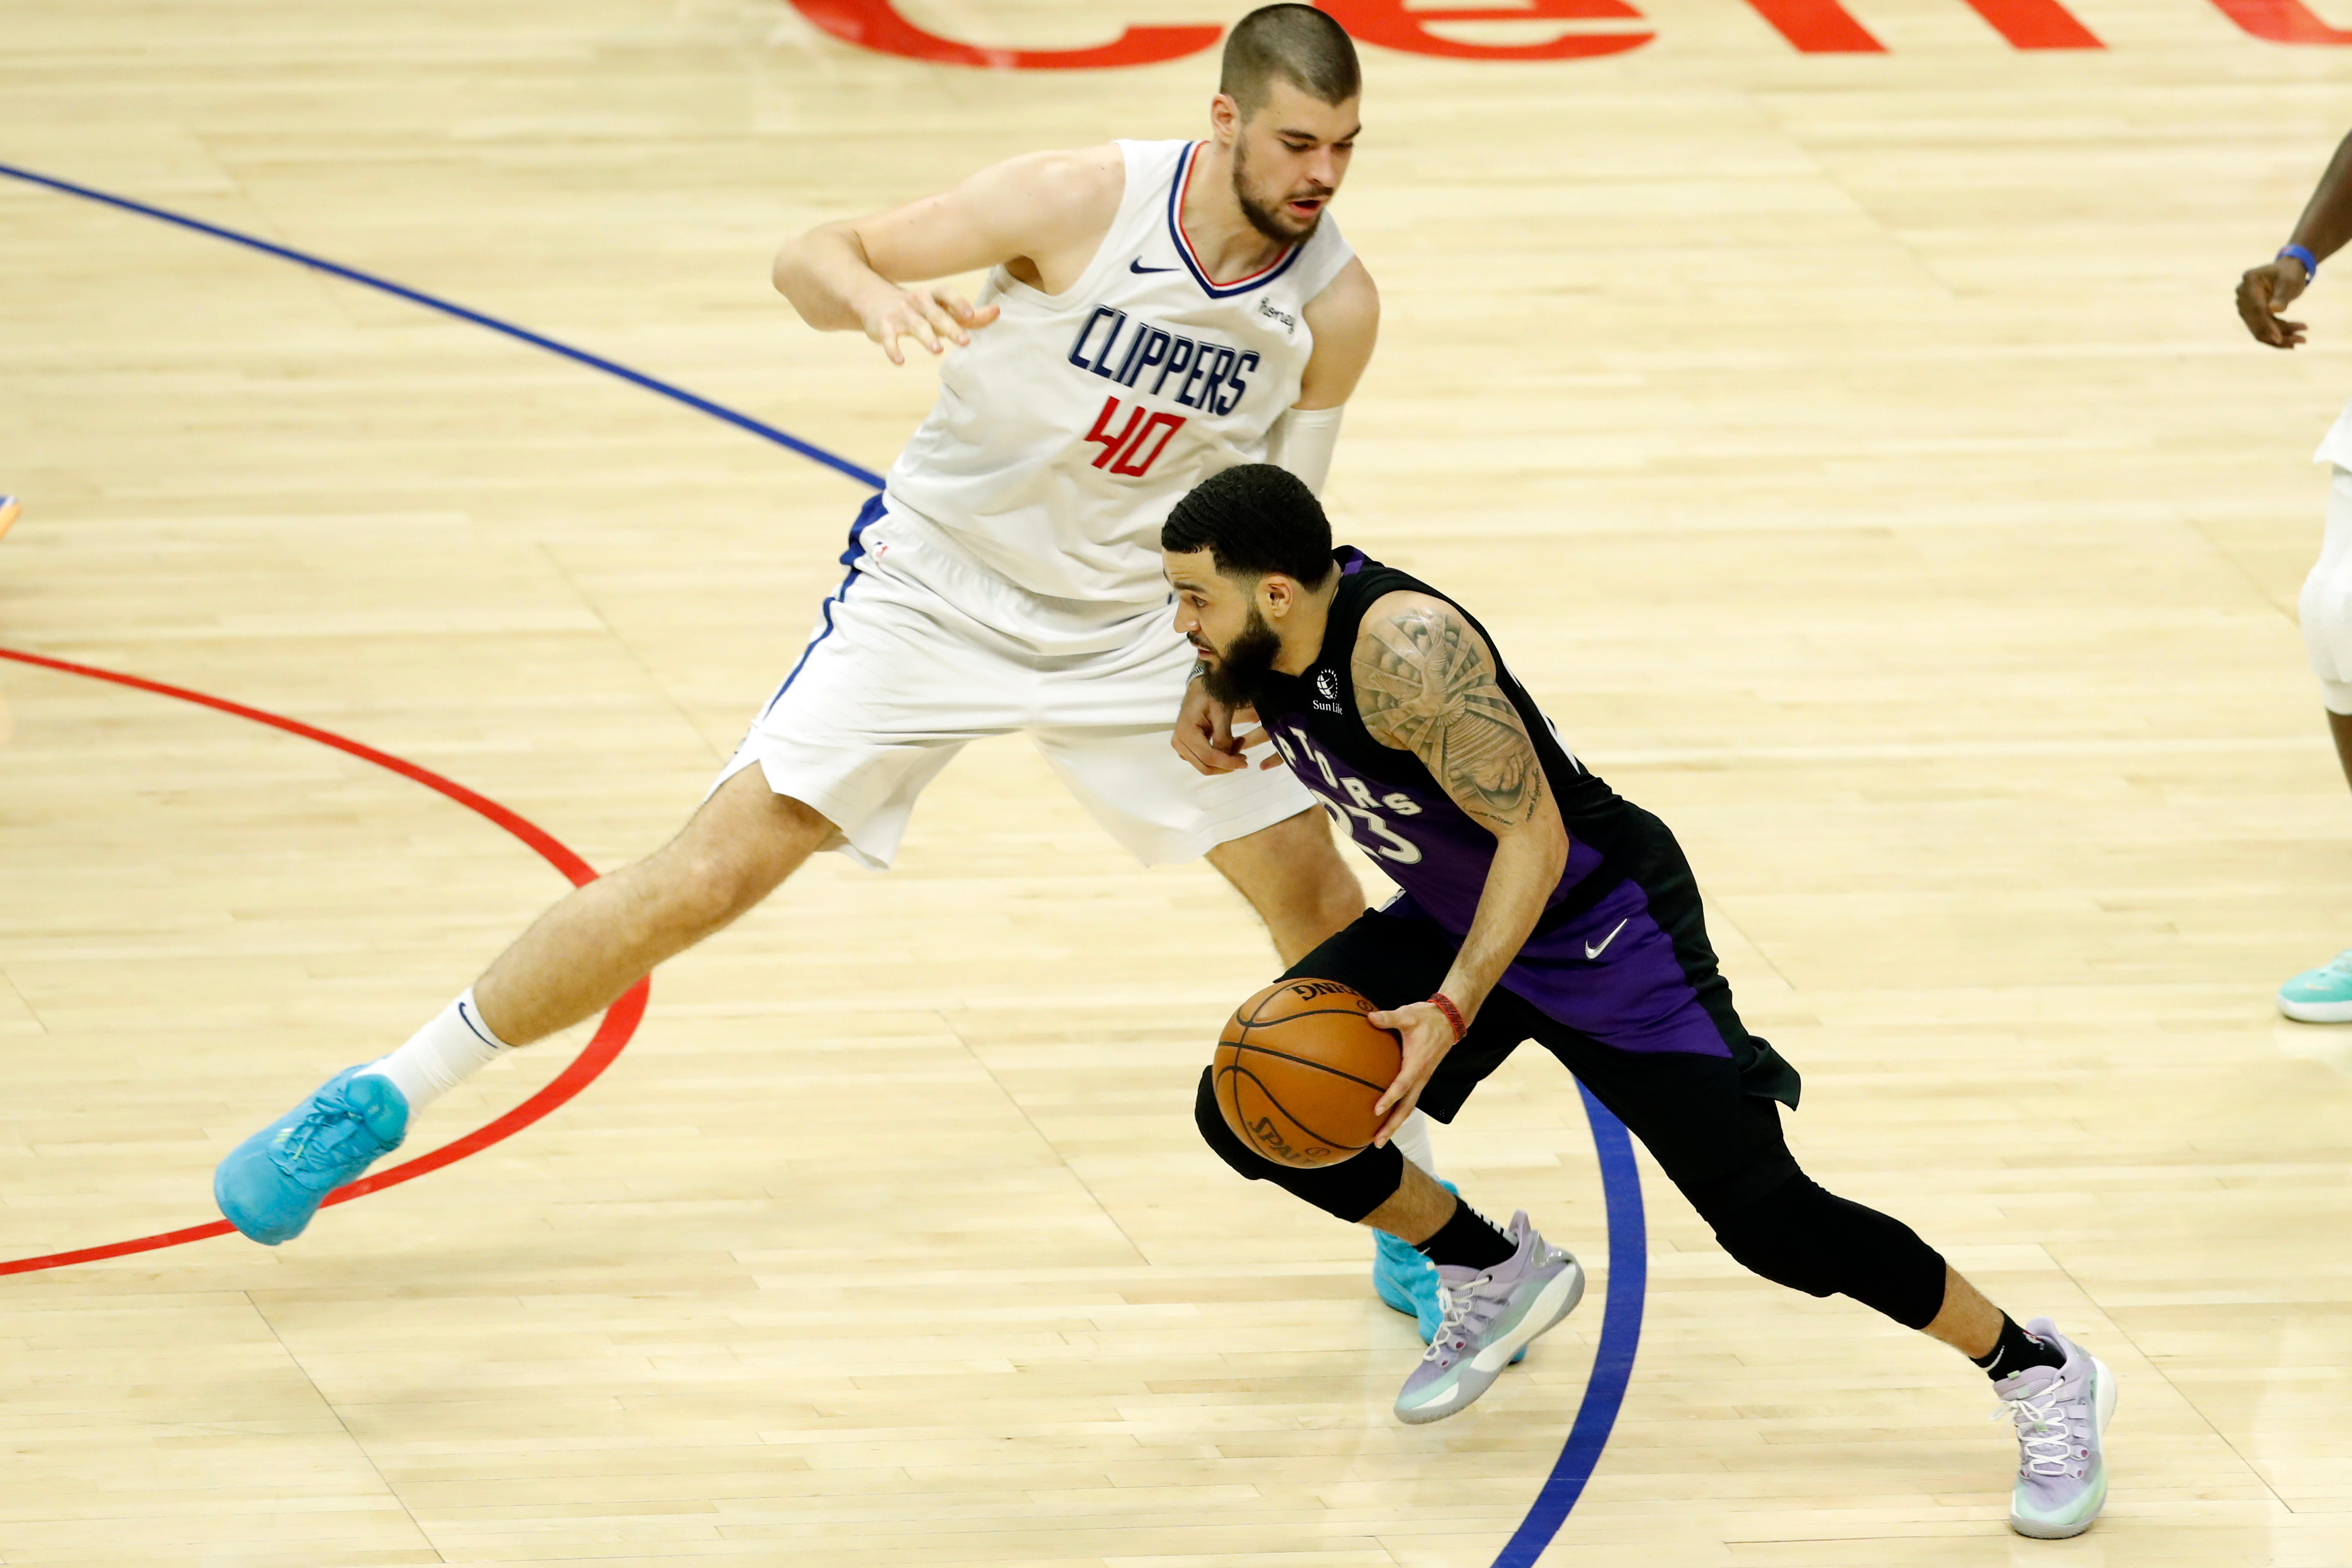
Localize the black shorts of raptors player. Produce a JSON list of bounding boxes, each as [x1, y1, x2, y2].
[[1195, 816, 1950, 1333]]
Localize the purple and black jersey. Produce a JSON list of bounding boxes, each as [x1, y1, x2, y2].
[[1254, 548, 1801, 1109], [1254, 548, 1643, 941]]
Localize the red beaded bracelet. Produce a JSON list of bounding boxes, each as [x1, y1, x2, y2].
[[1427, 992, 1466, 1043]]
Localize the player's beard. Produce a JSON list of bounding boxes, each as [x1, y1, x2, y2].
[[1197, 607, 1284, 709], [1231, 139, 1327, 247]]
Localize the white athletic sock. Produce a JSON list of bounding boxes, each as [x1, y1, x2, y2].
[[359, 988, 511, 1112], [1393, 1109, 1438, 1176]]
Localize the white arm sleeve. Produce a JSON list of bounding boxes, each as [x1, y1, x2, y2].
[[1265, 403, 1345, 495]]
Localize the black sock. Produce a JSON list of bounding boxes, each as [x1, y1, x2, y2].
[[1971, 1314, 2065, 1382], [1411, 1196, 1517, 1272]]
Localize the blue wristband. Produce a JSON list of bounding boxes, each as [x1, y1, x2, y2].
[[2282, 243, 2320, 281]]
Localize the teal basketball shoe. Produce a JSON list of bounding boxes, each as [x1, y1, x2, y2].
[[2280, 949, 2352, 1023], [215, 1066, 409, 1243]]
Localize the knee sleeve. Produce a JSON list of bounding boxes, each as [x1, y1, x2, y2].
[[1194, 1067, 1407, 1224], [1710, 1173, 1948, 1330]]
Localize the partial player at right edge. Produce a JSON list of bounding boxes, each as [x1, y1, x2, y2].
[[1161, 464, 2116, 1540], [2236, 128, 2352, 1023]]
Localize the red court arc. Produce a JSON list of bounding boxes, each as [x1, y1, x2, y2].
[[0, 645, 648, 1277]]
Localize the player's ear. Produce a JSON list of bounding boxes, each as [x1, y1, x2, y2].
[[1209, 92, 1242, 146], [1261, 573, 1294, 619]]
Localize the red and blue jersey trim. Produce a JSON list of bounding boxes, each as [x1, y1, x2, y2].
[[1165, 141, 1304, 299]]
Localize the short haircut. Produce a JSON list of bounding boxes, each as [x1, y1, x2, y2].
[[1220, 5, 1361, 119], [1163, 463, 1335, 586]]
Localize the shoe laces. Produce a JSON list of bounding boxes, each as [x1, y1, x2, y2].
[[2320, 950, 2352, 979], [1423, 1273, 1509, 1368], [1991, 1379, 2087, 1479], [272, 1090, 387, 1177]]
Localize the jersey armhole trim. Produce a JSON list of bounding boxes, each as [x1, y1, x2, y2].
[[1292, 219, 1359, 314], [985, 143, 1141, 309]]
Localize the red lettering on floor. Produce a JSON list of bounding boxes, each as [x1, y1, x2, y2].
[[1316, 0, 1653, 59], [789, 0, 1220, 69], [2203, 0, 2352, 40]]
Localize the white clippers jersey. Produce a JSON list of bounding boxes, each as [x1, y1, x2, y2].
[[882, 138, 1355, 608]]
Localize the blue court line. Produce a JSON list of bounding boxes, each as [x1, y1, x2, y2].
[[0, 162, 886, 492], [3, 159, 1647, 1565], [1492, 1085, 1648, 1567]]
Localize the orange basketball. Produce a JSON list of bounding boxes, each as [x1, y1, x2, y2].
[[1212, 978, 1402, 1168]]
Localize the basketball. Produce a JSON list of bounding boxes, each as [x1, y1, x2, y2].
[[1212, 977, 1402, 1168]]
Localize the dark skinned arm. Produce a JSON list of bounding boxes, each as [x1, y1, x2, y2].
[[2240, 130, 2352, 350]]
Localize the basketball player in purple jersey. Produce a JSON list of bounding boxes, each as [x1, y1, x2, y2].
[[215, 10, 1462, 1321], [1163, 464, 2118, 1539]]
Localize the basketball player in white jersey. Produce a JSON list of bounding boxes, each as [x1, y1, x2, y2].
[[215, 8, 1455, 1326], [2238, 129, 2352, 1022]]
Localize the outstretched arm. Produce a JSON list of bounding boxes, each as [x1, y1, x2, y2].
[[2240, 129, 2352, 350], [1350, 591, 1569, 1142], [773, 145, 1122, 365]]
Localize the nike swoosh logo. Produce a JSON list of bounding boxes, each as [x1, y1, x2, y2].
[[1584, 917, 1630, 961], [1129, 259, 1177, 274], [456, 1001, 504, 1050]]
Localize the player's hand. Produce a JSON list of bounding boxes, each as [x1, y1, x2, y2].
[[860, 284, 1000, 366], [1366, 1001, 1458, 1146], [1174, 679, 1278, 775], [2239, 257, 2312, 350]]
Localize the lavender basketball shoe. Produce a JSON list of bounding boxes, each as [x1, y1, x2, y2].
[[1393, 1211, 1583, 1425], [1995, 1320, 2116, 1539], [1371, 1180, 1522, 1364]]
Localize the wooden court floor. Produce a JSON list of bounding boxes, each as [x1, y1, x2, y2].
[[10, 0, 2352, 1563]]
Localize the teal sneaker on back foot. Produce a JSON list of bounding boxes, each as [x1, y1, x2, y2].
[[1373, 1179, 1459, 1336], [2280, 950, 2352, 1023], [1373, 1181, 1526, 1364], [215, 1066, 409, 1244]]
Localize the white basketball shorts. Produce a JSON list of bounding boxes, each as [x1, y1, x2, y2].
[[713, 495, 1314, 869], [2304, 466, 2352, 715]]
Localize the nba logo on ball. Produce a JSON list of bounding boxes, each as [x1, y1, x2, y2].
[[1211, 979, 1402, 1169]]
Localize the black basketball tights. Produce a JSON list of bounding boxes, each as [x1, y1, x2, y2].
[[1192, 1067, 1949, 1332]]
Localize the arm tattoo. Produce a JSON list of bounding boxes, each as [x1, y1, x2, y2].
[[1353, 599, 1546, 828]]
